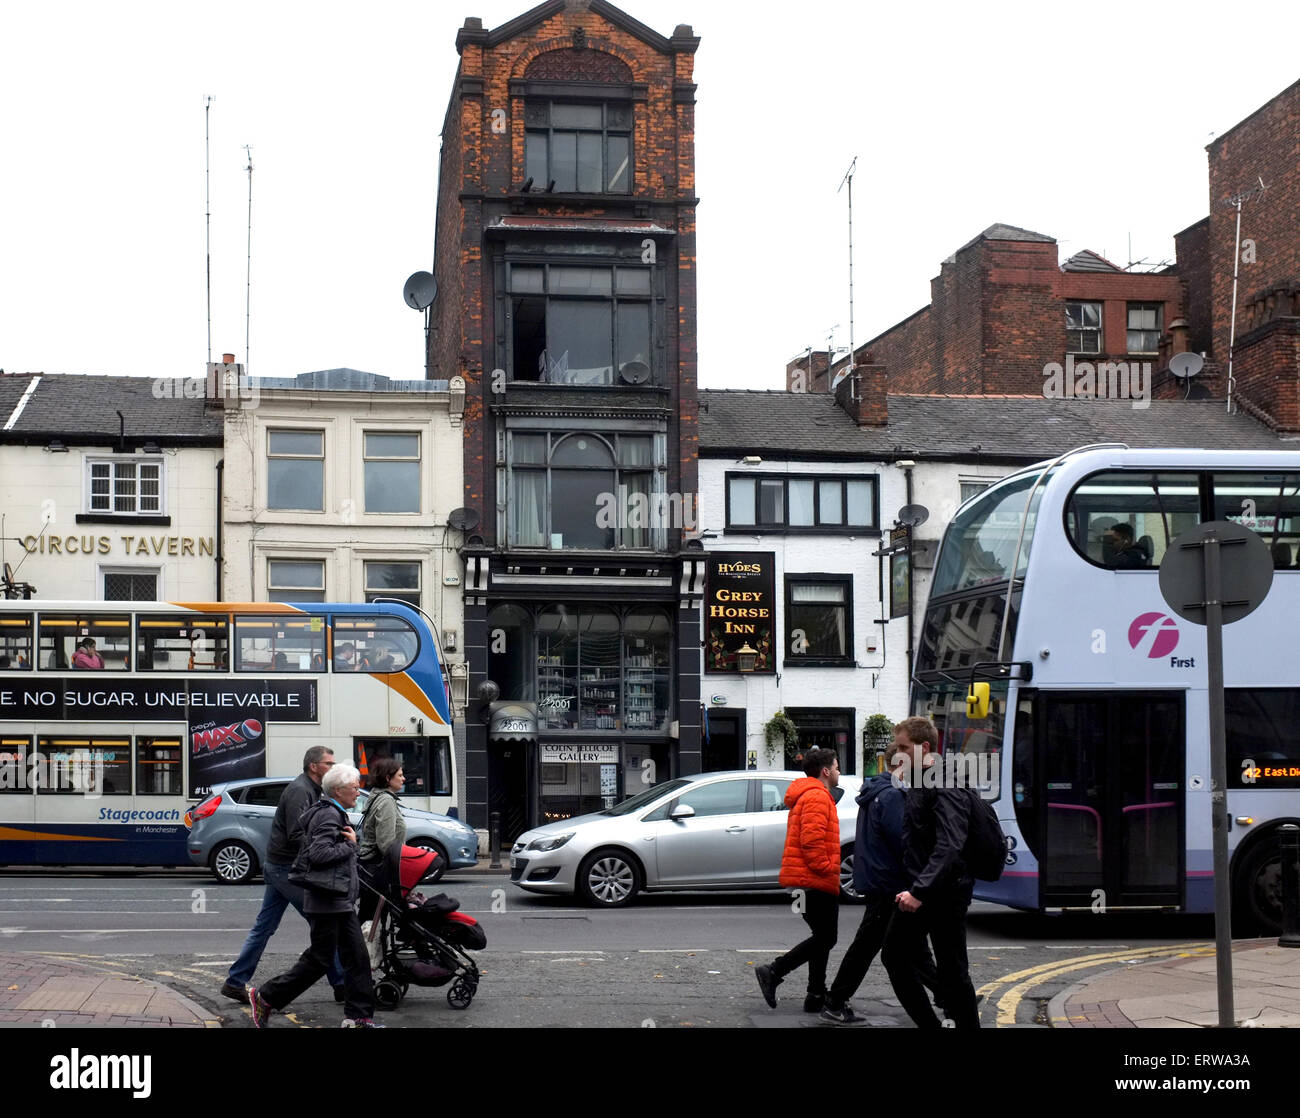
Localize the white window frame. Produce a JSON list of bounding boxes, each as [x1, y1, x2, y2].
[[1066, 300, 1103, 355], [363, 559, 422, 607], [362, 430, 422, 515], [99, 566, 161, 602], [267, 558, 326, 603], [266, 428, 326, 513], [85, 456, 166, 516]]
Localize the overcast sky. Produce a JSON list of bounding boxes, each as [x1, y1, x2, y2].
[[2, 0, 1295, 390]]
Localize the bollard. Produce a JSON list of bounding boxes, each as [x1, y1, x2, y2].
[[1280, 825, 1300, 948], [489, 811, 502, 870]]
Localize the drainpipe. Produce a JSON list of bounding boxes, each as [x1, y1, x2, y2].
[[903, 462, 915, 682], [215, 458, 224, 599]]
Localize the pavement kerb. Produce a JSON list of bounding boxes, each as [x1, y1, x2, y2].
[[1045, 939, 1300, 1029], [0, 951, 221, 1028], [1047, 977, 1103, 1028]]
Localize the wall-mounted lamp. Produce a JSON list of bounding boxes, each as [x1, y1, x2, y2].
[[735, 642, 758, 672], [738, 456, 762, 465], [45, 440, 68, 453], [896, 459, 916, 468]]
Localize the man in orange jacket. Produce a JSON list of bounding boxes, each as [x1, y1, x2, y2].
[[755, 747, 842, 1012]]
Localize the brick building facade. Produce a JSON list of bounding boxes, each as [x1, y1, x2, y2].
[[794, 224, 1186, 402], [428, 0, 704, 839], [1177, 78, 1300, 432]]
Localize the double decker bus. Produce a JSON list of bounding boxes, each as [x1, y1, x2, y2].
[[0, 599, 455, 868], [912, 445, 1300, 931]]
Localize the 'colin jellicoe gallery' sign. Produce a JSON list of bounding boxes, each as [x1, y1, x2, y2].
[[705, 552, 775, 674]]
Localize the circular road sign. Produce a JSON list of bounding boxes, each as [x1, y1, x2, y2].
[[1158, 520, 1274, 626]]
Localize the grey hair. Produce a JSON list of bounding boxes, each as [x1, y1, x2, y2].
[[302, 745, 335, 771], [322, 763, 360, 796]]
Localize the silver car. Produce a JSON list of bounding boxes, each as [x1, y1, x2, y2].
[[510, 770, 862, 907], [185, 776, 480, 885]]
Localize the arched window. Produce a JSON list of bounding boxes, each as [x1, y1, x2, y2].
[[509, 430, 661, 550]]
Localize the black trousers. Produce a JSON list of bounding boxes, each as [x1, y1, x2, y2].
[[883, 883, 980, 1029], [827, 895, 940, 1008], [771, 888, 839, 995], [259, 910, 375, 1020]]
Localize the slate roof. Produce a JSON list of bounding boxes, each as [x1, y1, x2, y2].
[[0, 373, 222, 445], [700, 390, 1299, 463], [1062, 249, 1123, 273], [699, 390, 876, 458], [952, 223, 1056, 258]]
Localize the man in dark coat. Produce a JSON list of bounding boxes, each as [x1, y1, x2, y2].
[[821, 745, 939, 1024], [250, 763, 379, 1028], [891, 717, 981, 1029]]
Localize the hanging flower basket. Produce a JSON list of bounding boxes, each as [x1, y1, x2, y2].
[[763, 710, 799, 767]]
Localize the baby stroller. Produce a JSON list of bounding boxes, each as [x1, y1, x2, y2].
[[359, 843, 485, 1011]]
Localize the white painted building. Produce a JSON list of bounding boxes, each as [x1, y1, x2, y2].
[[217, 364, 468, 713], [0, 373, 222, 603], [698, 387, 917, 778]]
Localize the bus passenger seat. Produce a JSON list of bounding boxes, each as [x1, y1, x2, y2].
[[1272, 543, 1291, 569], [1137, 535, 1154, 566]]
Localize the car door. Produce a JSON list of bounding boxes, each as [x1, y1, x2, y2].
[[750, 776, 795, 884], [647, 777, 755, 887], [234, 781, 290, 862]]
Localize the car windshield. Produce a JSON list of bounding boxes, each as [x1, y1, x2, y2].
[[600, 778, 692, 816]]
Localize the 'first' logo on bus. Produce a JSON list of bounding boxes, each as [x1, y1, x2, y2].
[[1127, 612, 1181, 659]]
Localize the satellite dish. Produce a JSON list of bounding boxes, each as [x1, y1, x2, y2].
[[897, 503, 929, 528], [619, 361, 651, 385], [403, 271, 438, 311], [447, 507, 480, 532], [1169, 352, 1205, 379], [829, 369, 849, 391]]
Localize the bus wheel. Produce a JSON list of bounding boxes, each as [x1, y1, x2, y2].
[[1234, 836, 1283, 935], [211, 840, 257, 885]]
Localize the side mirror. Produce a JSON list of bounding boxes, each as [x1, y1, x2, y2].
[[966, 681, 990, 720], [669, 803, 696, 821]]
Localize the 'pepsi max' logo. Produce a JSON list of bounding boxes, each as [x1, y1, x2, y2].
[[192, 719, 264, 753]]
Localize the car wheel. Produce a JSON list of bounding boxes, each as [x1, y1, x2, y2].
[[1234, 834, 1284, 935], [411, 841, 448, 883], [211, 840, 257, 885], [839, 846, 865, 904], [577, 849, 642, 908]]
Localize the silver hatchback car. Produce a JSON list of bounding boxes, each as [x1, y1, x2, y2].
[[511, 770, 862, 907], [186, 776, 480, 885]]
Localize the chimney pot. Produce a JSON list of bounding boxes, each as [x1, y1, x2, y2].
[[222, 353, 236, 364]]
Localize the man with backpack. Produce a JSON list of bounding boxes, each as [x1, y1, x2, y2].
[[820, 740, 940, 1025], [890, 717, 983, 1029]]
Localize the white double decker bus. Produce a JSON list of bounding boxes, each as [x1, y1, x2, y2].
[[0, 599, 456, 869], [912, 445, 1300, 931]]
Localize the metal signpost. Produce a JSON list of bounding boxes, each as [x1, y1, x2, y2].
[[1158, 520, 1274, 1028]]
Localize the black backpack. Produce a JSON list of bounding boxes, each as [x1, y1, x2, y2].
[[961, 788, 1007, 882]]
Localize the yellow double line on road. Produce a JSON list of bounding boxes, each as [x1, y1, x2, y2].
[[977, 941, 1214, 1027]]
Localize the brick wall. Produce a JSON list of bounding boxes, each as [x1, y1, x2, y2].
[[1174, 217, 1212, 355], [430, 1, 700, 548], [859, 231, 1181, 397]]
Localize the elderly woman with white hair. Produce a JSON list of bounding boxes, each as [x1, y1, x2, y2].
[[249, 762, 382, 1028]]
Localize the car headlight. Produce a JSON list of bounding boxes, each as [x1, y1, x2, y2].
[[528, 832, 575, 852]]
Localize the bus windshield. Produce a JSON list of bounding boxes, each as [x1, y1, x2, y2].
[[931, 468, 1053, 596]]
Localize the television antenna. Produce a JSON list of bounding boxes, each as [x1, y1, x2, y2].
[[244, 144, 254, 374], [836, 157, 858, 391], [1223, 176, 1268, 415]]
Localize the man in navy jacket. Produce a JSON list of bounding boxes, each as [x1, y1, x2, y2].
[[821, 744, 938, 1024]]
